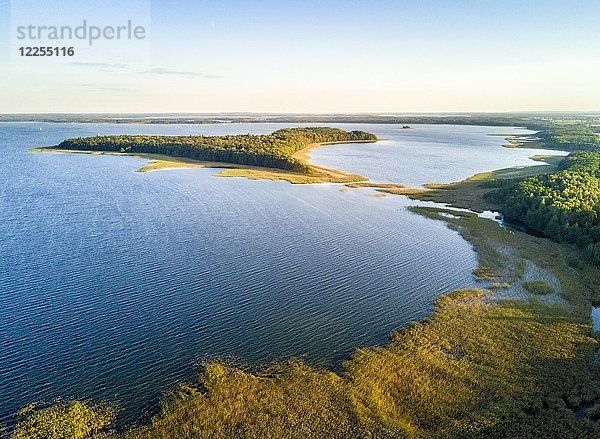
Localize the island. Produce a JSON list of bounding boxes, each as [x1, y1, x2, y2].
[[32, 127, 377, 184]]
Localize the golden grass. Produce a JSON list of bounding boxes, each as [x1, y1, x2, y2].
[[10, 401, 115, 439], [104, 289, 598, 438], [345, 182, 408, 190], [136, 160, 206, 172], [216, 166, 366, 185], [489, 282, 511, 290], [473, 266, 497, 280], [496, 133, 545, 149]]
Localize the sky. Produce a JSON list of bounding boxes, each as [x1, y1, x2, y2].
[[0, 0, 599, 113]]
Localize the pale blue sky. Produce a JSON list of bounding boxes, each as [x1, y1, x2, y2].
[[1, 0, 599, 113]]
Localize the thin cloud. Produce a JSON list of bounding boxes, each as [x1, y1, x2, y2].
[[73, 82, 132, 91], [70, 61, 129, 69], [70, 62, 223, 78], [140, 68, 223, 78]]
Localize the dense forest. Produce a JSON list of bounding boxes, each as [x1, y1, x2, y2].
[[489, 150, 600, 264], [56, 128, 377, 173], [536, 124, 600, 151]]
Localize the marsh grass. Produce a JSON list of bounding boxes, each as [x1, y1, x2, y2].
[[20, 289, 592, 439], [216, 166, 366, 184], [523, 280, 555, 295], [10, 401, 115, 439], [489, 282, 511, 289], [345, 182, 408, 190], [473, 267, 497, 280], [410, 206, 600, 306]]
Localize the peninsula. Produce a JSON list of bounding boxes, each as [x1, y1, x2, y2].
[[32, 127, 377, 184]]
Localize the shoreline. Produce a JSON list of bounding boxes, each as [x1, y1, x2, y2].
[[55, 199, 600, 436], [15, 134, 600, 437], [343, 154, 566, 212]]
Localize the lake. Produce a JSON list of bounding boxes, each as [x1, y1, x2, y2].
[[0, 122, 565, 425]]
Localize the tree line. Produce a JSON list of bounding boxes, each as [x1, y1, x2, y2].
[[489, 150, 600, 264], [537, 125, 600, 151], [57, 128, 377, 173]]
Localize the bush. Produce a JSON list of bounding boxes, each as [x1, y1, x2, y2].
[[523, 281, 554, 295], [11, 401, 115, 439]]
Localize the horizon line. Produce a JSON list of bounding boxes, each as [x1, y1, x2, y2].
[[1, 110, 600, 116]]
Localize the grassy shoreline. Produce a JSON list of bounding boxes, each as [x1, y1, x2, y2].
[[344, 154, 565, 212], [14, 186, 600, 438]]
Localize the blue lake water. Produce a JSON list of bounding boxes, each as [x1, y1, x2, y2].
[[592, 307, 600, 332], [0, 122, 565, 425]]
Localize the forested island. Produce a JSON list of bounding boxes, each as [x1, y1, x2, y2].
[[53, 127, 377, 173], [35, 127, 377, 183]]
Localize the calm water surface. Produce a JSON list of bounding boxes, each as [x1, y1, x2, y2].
[[309, 124, 564, 186], [0, 122, 564, 424]]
